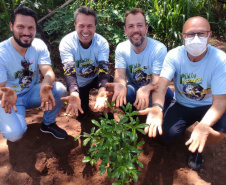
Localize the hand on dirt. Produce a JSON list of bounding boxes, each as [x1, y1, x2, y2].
[[138, 106, 163, 137], [106, 82, 127, 107], [185, 122, 221, 153], [1, 87, 17, 114], [61, 92, 84, 117], [40, 84, 55, 111], [134, 84, 158, 110]]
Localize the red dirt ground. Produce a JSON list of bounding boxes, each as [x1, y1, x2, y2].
[[0, 39, 225, 185]]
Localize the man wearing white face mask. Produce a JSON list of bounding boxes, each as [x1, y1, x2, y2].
[[138, 16, 226, 171]]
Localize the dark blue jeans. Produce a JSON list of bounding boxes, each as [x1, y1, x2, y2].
[[161, 100, 226, 144]]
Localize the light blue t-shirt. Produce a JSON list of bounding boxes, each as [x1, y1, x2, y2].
[[0, 38, 51, 95], [59, 31, 109, 87], [115, 38, 167, 87], [160, 45, 226, 108]]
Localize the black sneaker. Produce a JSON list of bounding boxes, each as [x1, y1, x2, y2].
[[40, 122, 67, 139], [188, 151, 204, 171]]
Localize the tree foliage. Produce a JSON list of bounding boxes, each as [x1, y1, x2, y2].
[[0, 0, 225, 54]]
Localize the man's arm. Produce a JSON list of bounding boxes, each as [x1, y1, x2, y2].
[[114, 68, 127, 85], [39, 65, 55, 85], [139, 77, 170, 137], [200, 94, 226, 126], [98, 61, 110, 89], [39, 65, 56, 111], [106, 68, 127, 107], [94, 61, 111, 111], [60, 61, 83, 116], [152, 77, 170, 107]]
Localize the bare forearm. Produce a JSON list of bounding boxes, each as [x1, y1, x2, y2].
[[114, 68, 127, 86], [200, 102, 226, 127], [39, 65, 55, 85], [152, 87, 166, 106], [42, 72, 55, 85], [114, 77, 126, 86], [151, 77, 170, 106]]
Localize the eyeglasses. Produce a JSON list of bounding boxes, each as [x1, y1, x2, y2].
[[182, 31, 211, 38], [21, 59, 29, 75]]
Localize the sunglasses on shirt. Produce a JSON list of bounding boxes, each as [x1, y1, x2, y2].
[[21, 59, 30, 76]]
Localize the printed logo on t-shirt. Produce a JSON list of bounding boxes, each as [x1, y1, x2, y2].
[[179, 73, 211, 100], [129, 64, 151, 86], [76, 58, 98, 78], [13, 60, 36, 92]]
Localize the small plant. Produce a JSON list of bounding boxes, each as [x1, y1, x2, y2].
[[75, 102, 148, 185]]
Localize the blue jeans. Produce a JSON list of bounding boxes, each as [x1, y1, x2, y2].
[[126, 83, 174, 112], [0, 82, 67, 142]]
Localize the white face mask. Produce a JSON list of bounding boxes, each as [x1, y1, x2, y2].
[[184, 35, 208, 57]]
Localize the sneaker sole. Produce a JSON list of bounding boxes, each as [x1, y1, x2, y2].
[[40, 128, 67, 139]]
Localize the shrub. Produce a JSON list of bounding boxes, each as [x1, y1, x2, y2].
[[75, 102, 148, 184]]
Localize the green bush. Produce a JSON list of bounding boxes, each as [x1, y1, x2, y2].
[[75, 102, 148, 184]]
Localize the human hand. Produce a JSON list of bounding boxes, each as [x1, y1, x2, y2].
[[106, 82, 127, 107], [138, 106, 163, 137], [1, 87, 17, 113], [40, 84, 55, 111], [185, 122, 221, 153], [94, 87, 108, 112], [134, 84, 158, 110], [60, 92, 84, 117]]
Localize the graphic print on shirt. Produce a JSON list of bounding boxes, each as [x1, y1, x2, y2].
[[98, 61, 109, 75], [75, 58, 98, 78], [179, 73, 211, 100], [13, 60, 35, 92], [129, 64, 151, 86]]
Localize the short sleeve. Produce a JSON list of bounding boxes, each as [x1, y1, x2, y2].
[[37, 40, 51, 65], [97, 37, 109, 62], [211, 58, 226, 95], [0, 56, 7, 83], [59, 34, 75, 64], [115, 43, 127, 69], [160, 50, 176, 81], [152, 44, 167, 74]]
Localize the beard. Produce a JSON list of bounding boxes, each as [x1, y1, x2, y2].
[[129, 32, 146, 47], [13, 33, 34, 48]]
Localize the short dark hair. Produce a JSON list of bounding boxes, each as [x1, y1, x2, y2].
[[124, 8, 147, 25], [11, 6, 38, 25], [74, 6, 97, 25]]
